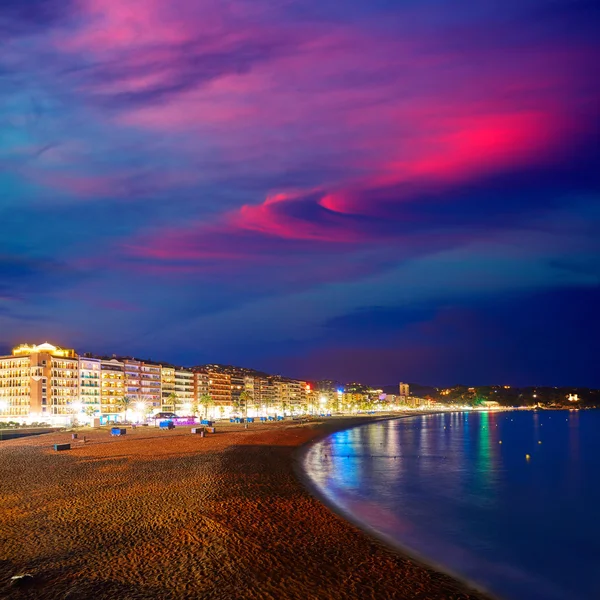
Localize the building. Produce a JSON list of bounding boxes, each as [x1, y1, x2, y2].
[[140, 363, 161, 409], [342, 392, 367, 411], [193, 370, 210, 400], [174, 369, 194, 414], [79, 356, 101, 414], [100, 359, 124, 416], [398, 382, 410, 404], [0, 343, 78, 424], [284, 379, 308, 412], [230, 373, 245, 408], [161, 367, 176, 411], [123, 359, 142, 405], [208, 371, 231, 413]]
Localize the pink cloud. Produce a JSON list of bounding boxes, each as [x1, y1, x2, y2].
[[36, 0, 597, 266]]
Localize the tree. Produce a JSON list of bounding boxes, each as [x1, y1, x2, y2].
[[117, 396, 132, 421], [199, 394, 214, 418], [165, 393, 178, 412], [239, 391, 254, 417]]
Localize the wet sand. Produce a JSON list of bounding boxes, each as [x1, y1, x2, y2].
[[0, 417, 489, 599]]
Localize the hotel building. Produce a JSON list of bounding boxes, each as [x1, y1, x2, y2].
[[0, 343, 78, 424]]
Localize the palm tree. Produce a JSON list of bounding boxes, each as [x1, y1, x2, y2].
[[117, 396, 132, 421], [239, 391, 252, 429], [84, 405, 96, 418], [165, 392, 178, 413], [199, 394, 214, 419]]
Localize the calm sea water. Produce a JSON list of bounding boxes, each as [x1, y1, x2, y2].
[[303, 411, 600, 600]]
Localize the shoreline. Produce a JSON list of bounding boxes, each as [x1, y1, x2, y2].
[[294, 413, 499, 600], [1, 416, 490, 599]]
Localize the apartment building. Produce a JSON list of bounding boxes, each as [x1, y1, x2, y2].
[[100, 359, 124, 414], [283, 379, 308, 412], [161, 367, 176, 411], [230, 373, 245, 408], [174, 369, 194, 413], [398, 382, 410, 404], [79, 357, 101, 413], [208, 371, 231, 408], [123, 359, 142, 404], [193, 370, 210, 401], [140, 363, 162, 408]]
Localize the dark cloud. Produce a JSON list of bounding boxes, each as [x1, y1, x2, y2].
[[267, 287, 600, 387], [0, 0, 75, 36], [0, 254, 82, 302]]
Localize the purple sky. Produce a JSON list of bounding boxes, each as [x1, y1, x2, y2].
[[1, 0, 599, 386]]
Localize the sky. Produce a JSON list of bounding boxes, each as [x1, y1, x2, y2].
[[1, 0, 599, 387]]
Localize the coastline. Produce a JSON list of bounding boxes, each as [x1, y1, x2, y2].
[[295, 413, 499, 600], [1, 416, 490, 599]]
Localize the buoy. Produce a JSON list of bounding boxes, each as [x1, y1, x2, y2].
[[526, 454, 531, 460]]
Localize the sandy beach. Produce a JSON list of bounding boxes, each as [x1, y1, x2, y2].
[[0, 417, 489, 599]]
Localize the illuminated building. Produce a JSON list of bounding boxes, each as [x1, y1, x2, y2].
[[140, 363, 162, 408], [123, 359, 142, 404], [230, 373, 245, 408], [278, 379, 307, 413], [79, 357, 101, 414], [174, 369, 194, 414], [398, 382, 410, 404], [342, 392, 367, 410], [161, 367, 176, 411], [0, 343, 78, 424], [208, 371, 231, 409], [193, 370, 210, 401], [100, 359, 124, 415]]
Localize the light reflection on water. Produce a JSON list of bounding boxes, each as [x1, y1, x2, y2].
[[303, 411, 600, 600]]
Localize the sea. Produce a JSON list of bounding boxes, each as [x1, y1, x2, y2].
[[302, 410, 600, 600]]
